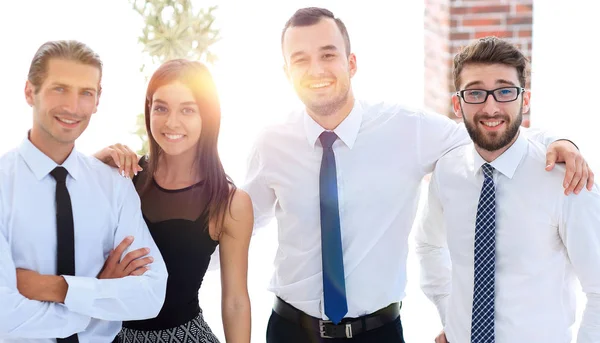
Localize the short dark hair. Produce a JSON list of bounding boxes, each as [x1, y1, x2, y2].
[[27, 40, 103, 94], [453, 36, 529, 90], [281, 7, 351, 56]]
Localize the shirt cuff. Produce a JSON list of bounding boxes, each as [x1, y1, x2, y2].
[[56, 307, 92, 338], [62, 275, 96, 315]]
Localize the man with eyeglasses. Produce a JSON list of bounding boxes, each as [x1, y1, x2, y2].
[[241, 8, 600, 342], [416, 36, 600, 343]]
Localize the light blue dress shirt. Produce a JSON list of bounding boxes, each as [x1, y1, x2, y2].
[[0, 137, 168, 343]]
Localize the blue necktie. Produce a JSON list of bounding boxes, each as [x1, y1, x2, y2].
[[319, 131, 348, 324], [471, 163, 496, 343]]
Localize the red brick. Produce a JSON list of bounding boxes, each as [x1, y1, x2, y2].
[[470, 5, 510, 14], [516, 4, 533, 14], [450, 32, 471, 40], [507, 16, 533, 25], [474, 30, 512, 39], [450, 6, 469, 15], [518, 30, 532, 38], [462, 18, 502, 26]]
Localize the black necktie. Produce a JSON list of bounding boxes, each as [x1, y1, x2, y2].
[[50, 167, 79, 343]]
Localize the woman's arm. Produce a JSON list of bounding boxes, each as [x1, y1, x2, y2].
[[218, 189, 253, 343]]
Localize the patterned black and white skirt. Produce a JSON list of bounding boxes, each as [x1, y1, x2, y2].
[[117, 312, 220, 343]]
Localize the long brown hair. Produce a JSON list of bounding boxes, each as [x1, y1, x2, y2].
[[142, 59, 235, 232]]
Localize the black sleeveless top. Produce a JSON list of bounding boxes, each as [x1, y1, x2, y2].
[[123, 161, 219, 330]]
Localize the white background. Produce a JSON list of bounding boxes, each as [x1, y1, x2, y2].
[[0, 1, 597, 342]]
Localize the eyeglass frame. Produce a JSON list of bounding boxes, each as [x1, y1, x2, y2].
[[455, 86, 526, 104]]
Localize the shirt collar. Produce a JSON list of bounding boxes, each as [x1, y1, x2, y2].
[[303, 100, 363, 149], [472, 129, 528, 179], [18, 133, 80, 181]]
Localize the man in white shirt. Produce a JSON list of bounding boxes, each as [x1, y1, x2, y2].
[[416, 36, 600, 343], [0, 40, 168, 342], [244, 7, 595, 343]]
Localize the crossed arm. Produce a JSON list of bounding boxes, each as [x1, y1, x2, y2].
[[1, 181, 168, 339]]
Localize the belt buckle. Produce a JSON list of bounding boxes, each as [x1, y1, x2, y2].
[[319, 320, 353, 339], [319, 320, 333, 338]]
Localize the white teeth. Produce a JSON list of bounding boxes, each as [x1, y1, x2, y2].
[[482, 121, 501, 127], [164, 134, 184, 140], [308, 82, 331, 89], [58, 118, 76, 124]]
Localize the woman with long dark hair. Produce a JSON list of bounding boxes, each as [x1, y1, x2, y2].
[[94, 59, 252, 343]]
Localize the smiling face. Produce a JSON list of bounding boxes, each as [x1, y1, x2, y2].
[[25, 58, 100, 148], [282, 17, 357, 117], [149, 81, 202, 158], [453, 63, 530, 152]]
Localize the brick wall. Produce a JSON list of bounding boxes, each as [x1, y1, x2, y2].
[[424, 0, 533, 126]]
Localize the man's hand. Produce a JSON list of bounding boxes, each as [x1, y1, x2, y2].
[[435, 330, 449, 343], [98, 236, 153, 279], [546, 140, 594, 195], [16, 269, 68, 303]]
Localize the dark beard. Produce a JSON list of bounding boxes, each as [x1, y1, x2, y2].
[[463, 105, 523, 152]]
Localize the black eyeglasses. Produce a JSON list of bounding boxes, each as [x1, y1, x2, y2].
[[456, 86, 525, 104]]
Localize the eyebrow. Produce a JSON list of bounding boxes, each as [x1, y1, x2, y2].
[[50, 82, 97, 93], [320, 45, 338, 52], [463, 79, 517, 89], [153, 99, 197, 106], [290, 45, 339, 60]]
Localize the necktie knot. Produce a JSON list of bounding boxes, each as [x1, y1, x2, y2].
[[319, 131, 338, 150], [50, 167, 69, 183], [481, 163, 494, 179]]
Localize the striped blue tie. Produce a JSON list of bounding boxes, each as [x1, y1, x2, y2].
[[471, 163, 496, 343], [319, 131, 348, 324]]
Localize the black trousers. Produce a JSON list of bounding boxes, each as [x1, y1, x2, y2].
[[266, 310, 406, 343]]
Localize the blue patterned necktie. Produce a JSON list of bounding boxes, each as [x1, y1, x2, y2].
[[319, 131, 348, 324], [471, 163, 496, 343]]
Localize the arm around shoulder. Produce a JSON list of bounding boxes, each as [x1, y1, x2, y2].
[[417, 112, 470, 174]]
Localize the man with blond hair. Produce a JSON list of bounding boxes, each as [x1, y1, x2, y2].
[[0, 40, 167, 343]]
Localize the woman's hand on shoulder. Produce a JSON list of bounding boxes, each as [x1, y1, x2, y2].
[[93, 143, 143, 179]]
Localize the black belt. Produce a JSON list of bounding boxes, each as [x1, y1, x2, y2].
[[273, 297, 400, 339]]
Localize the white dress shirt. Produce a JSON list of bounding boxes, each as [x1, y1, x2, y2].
[[0, 137, 168, 343], [416, 131, 600, 343], [243, 99, 559, 320]]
